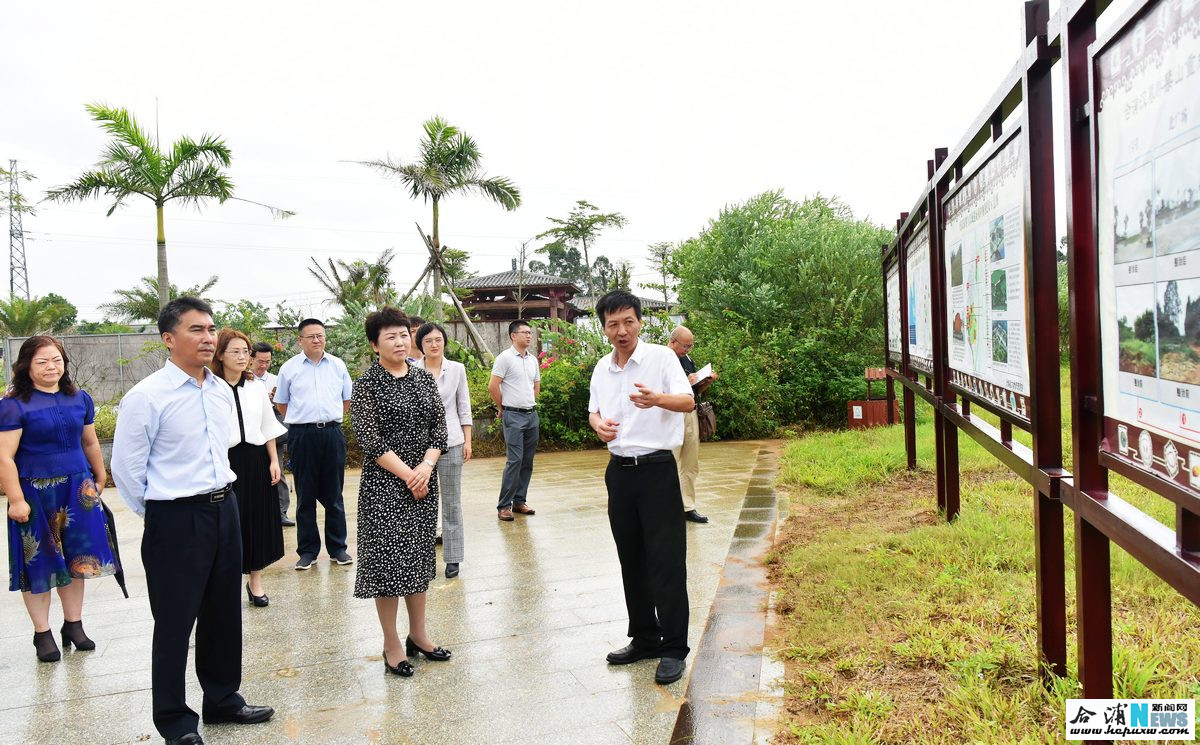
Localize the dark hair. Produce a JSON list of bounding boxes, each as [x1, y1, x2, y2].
[[415, 322, 448, 353], [251, 341, 274, 357], [508, 319, 530, 337], [594, 290, 641, 325], [158, 296, 213, 335], [8, 336, 78, 402], [408, 315, 426, 330], [364, 307, 410, 344], [298, 318, 325, 334], [212, 328, 255, 381]]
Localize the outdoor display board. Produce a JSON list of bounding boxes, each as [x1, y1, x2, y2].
[[886, 261, 902, 364], [1096, 0, 1200, 491], [906, 222, 934, 374], [943, 133, 1031, 420]]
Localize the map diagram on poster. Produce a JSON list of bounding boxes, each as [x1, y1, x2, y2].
[[906, 223, 933, 374], [943, 134, 1030, 419], [887, 263, 901, 364], [1097, 0, 1200, 490]]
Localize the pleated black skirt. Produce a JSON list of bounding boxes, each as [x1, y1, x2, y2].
[[229, 442, 285, 573]]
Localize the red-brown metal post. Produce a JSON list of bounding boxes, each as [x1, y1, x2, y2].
[[897, 215, 917, 470], [1063, 0, 1113, 698], [929, 148, 958, 521], [1022, 0, 1067, 681]]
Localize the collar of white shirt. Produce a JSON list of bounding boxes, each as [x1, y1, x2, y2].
[[605, 338, 647, 371], [163, 359, 217, 389]]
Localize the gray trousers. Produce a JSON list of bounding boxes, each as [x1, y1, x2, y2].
[[439, 444, 464, 563], [497, 409, 539, 510]]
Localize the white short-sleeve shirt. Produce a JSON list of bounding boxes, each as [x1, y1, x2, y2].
[[588, 340, 694, 457], [490, 346, 540, 409]]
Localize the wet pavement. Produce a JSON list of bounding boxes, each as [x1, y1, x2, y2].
[[0, 441, 776, 745]]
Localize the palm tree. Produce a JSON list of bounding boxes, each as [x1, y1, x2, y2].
[[536, 200, 627, 294], [353, 116, 521, 319], [0, 296, 76, 336], [99, 275, 219, 324], [308, 248, 396, 310], [45, 103, 293, 310]]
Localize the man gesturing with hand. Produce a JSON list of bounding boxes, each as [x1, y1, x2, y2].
[[587, 290, 696, 686]]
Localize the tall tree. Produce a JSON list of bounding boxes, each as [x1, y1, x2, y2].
[[99, 275, 219, 323], [353, 116, 521, 319], [308, 248, 396, 310], [644, 241, 677, 306], [536, 200, 627, 294], [45, 103, 293, 309], [0, 295, 77, 336]]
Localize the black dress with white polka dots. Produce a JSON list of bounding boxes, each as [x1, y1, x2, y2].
[[350, 361, 448, 598]]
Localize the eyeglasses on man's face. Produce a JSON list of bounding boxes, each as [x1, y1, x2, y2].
[[300, 334, 326, 342]]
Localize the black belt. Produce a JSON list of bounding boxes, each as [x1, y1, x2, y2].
[[174, 485, 232, 503], [291, 420, 342, 429], [610, 450, 674, 467], [505, 406, 536, 414]]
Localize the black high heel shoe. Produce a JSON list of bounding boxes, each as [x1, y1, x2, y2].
[[383, 649, 414, 677], [405, 636, 451, 661], [33, 630, 61, 662], [246, 583, 269, 608], [60, 620, 95, 651]]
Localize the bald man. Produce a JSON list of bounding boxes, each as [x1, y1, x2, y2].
[[667, 326, 715, 524]]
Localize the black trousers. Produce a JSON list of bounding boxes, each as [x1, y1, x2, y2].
[[289, 424, 348, 559], [605, 457, 690, 659], [142, 494, 245, 739]]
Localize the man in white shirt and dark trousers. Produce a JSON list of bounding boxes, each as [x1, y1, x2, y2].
[[251, 341, 294, 527], [587, 291, 696, 685], [273, 319, 354, 570], [112, 298, 273, 745], [488, 319, 541, 521]]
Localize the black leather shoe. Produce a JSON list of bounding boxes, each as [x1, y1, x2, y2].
[[246, 583, 269, 608], [606, 643, 660, 665], [684, 509, 709, 524], [165, 733, 204, 745], [445, 562, 459, 579], [60, 620, 96, 651], [33, 629, 61, 662], [280, 517, 296, 527], [201, 704, 274, 725], [655, 657, 686, 684], [384, 649, 414, 677], [406, 636, 452, 661]]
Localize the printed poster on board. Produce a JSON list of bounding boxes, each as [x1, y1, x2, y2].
[[1096, 0, 1200, 489], [906, 222, 934, 374], [943, 134, 1030, 420], [887, 263, 902, 363]]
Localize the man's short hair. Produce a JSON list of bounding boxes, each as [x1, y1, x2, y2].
[[298, 318, 325, 334], [364, 307, 410, 345], [158, 296, 213, 335], [408, 315, 426, 330], [415, 322, 447, 353], [251, 341, 274, 357], [508, 319, 530, 337], [594, 291, 641, 325]]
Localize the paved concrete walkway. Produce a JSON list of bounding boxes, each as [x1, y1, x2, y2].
[[0, 441, 770, 745]]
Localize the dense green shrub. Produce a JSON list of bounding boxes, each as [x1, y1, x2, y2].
[[674, 191, 894, 433]]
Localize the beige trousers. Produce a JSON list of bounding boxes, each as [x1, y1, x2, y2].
[[673, 409, 700, 511]]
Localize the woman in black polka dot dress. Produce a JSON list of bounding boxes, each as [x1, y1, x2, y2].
[[350, 307, 450, 677]]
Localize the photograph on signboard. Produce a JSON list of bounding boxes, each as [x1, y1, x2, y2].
[[1115, 282, 1156, 377], [1154, 137, 1200, 256], [1156, 277, 1200, 384], [886, 263, 902, 361], [941, 132, 1029, 418], [1113, 162, 1154, 264], [906, 223, 934, 373], [1096, 0, 1200, 489], [950, 245, 963, 286]]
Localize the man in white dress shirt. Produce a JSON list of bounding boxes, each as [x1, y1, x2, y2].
[[251, 342, 294, 527], [587, 290, 696, 686], [488, 319, 541, 521], [273, 319, 354, 570], [112, 297, 273, 745]]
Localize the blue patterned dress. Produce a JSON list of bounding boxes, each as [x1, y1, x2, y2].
[[3, 389, 117, 594]]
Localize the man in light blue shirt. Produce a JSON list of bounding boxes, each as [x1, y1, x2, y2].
[[112, 297, 274, 745], [273, 318, 354, 570]]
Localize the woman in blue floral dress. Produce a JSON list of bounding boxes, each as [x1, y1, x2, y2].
[[0, 336, 116, 662]]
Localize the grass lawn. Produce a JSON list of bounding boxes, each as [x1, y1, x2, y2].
[[769, 375, 1200, 743]]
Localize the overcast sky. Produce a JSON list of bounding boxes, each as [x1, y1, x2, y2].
[[3, 1, 1080, 322]]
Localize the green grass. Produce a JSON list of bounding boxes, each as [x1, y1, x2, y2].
[[771, 375, 1200, 744]]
